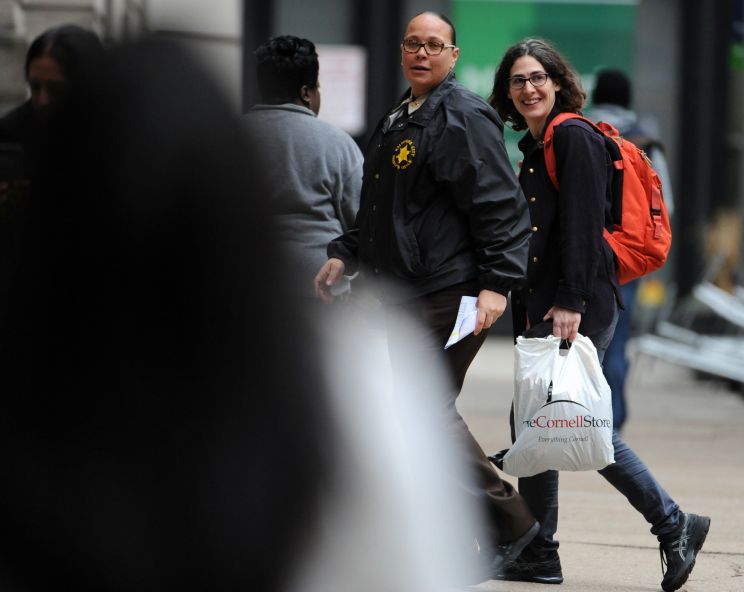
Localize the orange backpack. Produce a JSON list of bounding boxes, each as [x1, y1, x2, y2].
[[543, 113, 672, 285]]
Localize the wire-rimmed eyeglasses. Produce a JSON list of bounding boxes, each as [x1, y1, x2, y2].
[[508, 72, 550, 90], [402, 38, 456, 56]]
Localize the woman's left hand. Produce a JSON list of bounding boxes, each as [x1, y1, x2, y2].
[[543, 306, 581, 341]]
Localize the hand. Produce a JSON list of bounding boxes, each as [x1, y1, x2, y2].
[[313, 258, 346, 304], [543, 306, 581, 341], [474, 289, 507, 336]]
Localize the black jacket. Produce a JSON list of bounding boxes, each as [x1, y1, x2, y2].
[[0, 101, 41, 153], [512, 109, 621, 338], [328, 73, 531, 303]]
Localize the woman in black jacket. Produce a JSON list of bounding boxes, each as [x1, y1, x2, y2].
[[488, 38, 708, 592]]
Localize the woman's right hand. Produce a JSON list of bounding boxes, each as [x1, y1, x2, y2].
[[543, 306, 581, 341]]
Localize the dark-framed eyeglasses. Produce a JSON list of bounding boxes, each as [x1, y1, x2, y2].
[[401, 38, 456, 56], [508, 72, 550, 90]]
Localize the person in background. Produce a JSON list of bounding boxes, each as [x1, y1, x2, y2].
[[314, 12, 539, 583], [588, 68, 674, 431], [489, 38, 708, 592], [244, 35, 363, 301], [0, 24, 104, 180], [0, 24, 104, 303]]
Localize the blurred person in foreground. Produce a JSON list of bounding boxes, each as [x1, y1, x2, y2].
[[244, 35, 362, 302], [0, 24, 104, 204], [490, 38, 708, 591], [0, 37, 333, 591], [588, 68, 675, 431], [314, 11, 538, 583], [0, 35, 487, 592]]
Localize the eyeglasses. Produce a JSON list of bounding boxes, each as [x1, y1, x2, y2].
[[402, 38, 456, 56], [508, 72, 550, 90]]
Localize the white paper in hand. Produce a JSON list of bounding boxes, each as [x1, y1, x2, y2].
[[444, 296, 478, 349]]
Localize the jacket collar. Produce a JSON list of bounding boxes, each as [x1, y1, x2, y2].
[[517, 105, 564, 152], [250, 102, 316, 117], [397, 72, 459, 126]]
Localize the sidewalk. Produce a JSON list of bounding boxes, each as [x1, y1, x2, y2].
[[457, 336, 744, 591]]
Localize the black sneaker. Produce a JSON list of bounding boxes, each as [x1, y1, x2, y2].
[[659, 512, 711, 592], [493, 549, 564, 585]]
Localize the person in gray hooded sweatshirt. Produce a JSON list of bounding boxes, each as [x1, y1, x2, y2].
[[245, 35, 363, 300], [588, 68, 675, 431]]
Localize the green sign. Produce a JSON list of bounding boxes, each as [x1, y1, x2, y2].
[[453, 0, 637, 162]]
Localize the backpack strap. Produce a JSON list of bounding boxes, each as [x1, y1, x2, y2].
[[542, 113, 622, 189], [650, 180, 664, 239]]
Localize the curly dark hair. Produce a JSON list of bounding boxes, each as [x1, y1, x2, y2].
[[489, 38, 586, 132], [254, 35, 318, 104]]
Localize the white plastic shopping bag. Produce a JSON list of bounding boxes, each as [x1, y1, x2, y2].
[[500, 334, 614, 478]]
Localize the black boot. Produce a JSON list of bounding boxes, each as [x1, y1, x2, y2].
[[493, 546, 563, 585]]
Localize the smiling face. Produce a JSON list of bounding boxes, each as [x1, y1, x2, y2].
[[507, 55, 560, 137], [401, 13, 459, 97]]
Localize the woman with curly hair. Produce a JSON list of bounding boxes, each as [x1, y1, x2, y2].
[[488, 38, 709, 592]]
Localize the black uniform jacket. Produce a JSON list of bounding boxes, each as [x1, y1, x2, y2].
[[511, 109, 621, 338], [328, 73, 531, 303]]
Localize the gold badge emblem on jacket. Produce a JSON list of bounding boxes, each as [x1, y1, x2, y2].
[[392, 139, 416, 170]]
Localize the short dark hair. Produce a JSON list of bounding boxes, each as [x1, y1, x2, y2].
[[592, 68, 632, 108], [25, 24, 104, 83], [410, 12, 457, 45], [254, 35, 318, 104], [489, 38, 586, 132]]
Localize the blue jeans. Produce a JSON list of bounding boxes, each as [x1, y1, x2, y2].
[[602, 281, 639, 430], [518, 305, 681, 555]]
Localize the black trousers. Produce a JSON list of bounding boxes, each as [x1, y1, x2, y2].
[[385, 281, 535, 545]]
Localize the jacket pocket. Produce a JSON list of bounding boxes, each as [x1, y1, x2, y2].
[[395, 225, 426, 276]]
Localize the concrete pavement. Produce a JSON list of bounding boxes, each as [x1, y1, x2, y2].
[[456, 336, 744, 592]]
